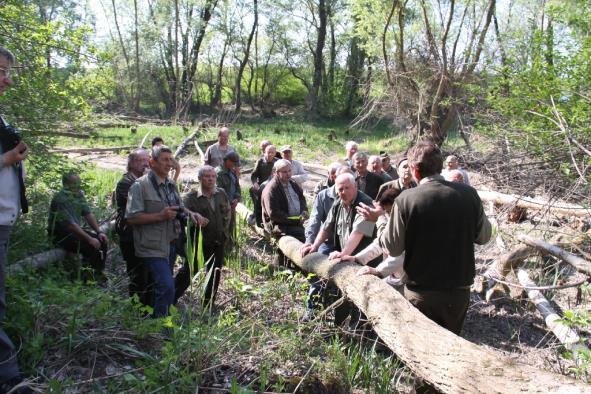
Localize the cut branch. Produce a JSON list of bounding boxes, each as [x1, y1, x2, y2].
[[517, 233, 591, 276], [477, 190, 591, 218]]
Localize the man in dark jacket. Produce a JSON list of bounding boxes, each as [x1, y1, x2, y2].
[[379, 141, 491, 334], [249, 144, 277, 227], [353, 152, 384, 200], [115, 148, 151, 305], [261, 159, 308, 242], [375, 156, 417, 200], [216, 151, 241, 243]]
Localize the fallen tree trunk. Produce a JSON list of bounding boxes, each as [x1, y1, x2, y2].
[[478, 190, 591, 218], [277, 236, 588, 392], [517, 269, 587, 356], [9, 220, 115, 274], [517, 233, 591, 276], [174, 131, 199, 159], [193, 140, 205, 165], [52, 146, 135, 154]]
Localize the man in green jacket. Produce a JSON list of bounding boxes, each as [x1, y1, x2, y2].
[[176, 165, 231, 307], [216, 151, 241, 243]]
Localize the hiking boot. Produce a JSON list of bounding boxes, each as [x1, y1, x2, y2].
[[0, 376, 32, 394]]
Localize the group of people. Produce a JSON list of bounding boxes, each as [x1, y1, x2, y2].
[[262, 138, 490, 336], [0, 43, 489, 392]]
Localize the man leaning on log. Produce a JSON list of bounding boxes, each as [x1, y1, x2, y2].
[[359, 141, 492, 335]]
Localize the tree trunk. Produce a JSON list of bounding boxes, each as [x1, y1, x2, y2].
[[307, 0, 327, 115], [276, 236, 587, 393], [235, 0, 258, 113], [133, 0, 141, 113]]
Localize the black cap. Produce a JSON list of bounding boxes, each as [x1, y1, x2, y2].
[[224, 151, 241, 166]]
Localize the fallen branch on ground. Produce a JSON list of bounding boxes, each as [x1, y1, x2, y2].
[[51, 146, 135, 154], [517, 233, 591, 276], [478, 190, 591, 218]]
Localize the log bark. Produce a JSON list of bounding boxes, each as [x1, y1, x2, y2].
[[517, 233, 591, 276], [9, 221, 115, 274], [517, 269, 587, 354], [277, 236, 588, 392], [478, 190, 591, 218], [193, 140, 205, 165]]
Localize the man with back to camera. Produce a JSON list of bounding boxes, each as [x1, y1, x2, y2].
[[0, 45, 32, 394], [126, 145, 208, 317], [375, 141, 491, 334]]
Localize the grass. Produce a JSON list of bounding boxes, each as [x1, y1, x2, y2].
[[6, 164, 411, 392]]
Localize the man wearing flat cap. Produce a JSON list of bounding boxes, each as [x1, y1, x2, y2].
[[376, 156, 417, 201], [279, 145, 308, 186], [380, 152, 399, 181], [261, 160, 308, 266], [216, 151, 241, 243]]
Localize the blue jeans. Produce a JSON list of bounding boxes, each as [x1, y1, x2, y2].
[[143, 245, 176, 317]]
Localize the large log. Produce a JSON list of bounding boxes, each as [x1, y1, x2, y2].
[[9, 220, 115, 274], [277, 236, 588, 393], [51, 146, 135, 154], [517, 233, 591, 276], [478, 190, 591, 218]]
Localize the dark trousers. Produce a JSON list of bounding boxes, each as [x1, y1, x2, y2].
[[120, 240, 152, 306], [0, 226, 20, 383], [52, 229, 107, 280], [306, 243, 334, 310], [143, 245, 176, 318], [404, 285, 470, 335], [175, 241, 225, 307], [249, 187, 263, 226], [274, 225, 305, 267]]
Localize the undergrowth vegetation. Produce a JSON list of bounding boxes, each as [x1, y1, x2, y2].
[[7, 164, 411, 392]]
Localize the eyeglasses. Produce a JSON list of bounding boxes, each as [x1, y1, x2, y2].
[[0, 67, 11, 79]]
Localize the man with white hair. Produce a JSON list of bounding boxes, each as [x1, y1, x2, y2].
[[301, 172, 379, 327], [175, 165, 231, 307], [279, 145, 308, 186], [368, 155, 392, 182], [441, 154, 470, 185], [343, 141, 358, 168], [116, 148, 151, 305], [261, 160, 308, 242], [204, 126, 235, 168]]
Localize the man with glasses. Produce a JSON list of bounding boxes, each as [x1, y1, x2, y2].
[[0, 46, 32, 393]]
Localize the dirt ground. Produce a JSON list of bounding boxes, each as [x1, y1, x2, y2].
[[66, 147, 590, 383]]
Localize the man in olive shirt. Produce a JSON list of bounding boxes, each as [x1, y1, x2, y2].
[[176, 165, 231, 307], [204, 127, 235, 168], [379, 141, 491, 334], [126, 145, 207, 317], [48, 172, 109, 280], [115, 148, 151, 304]]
